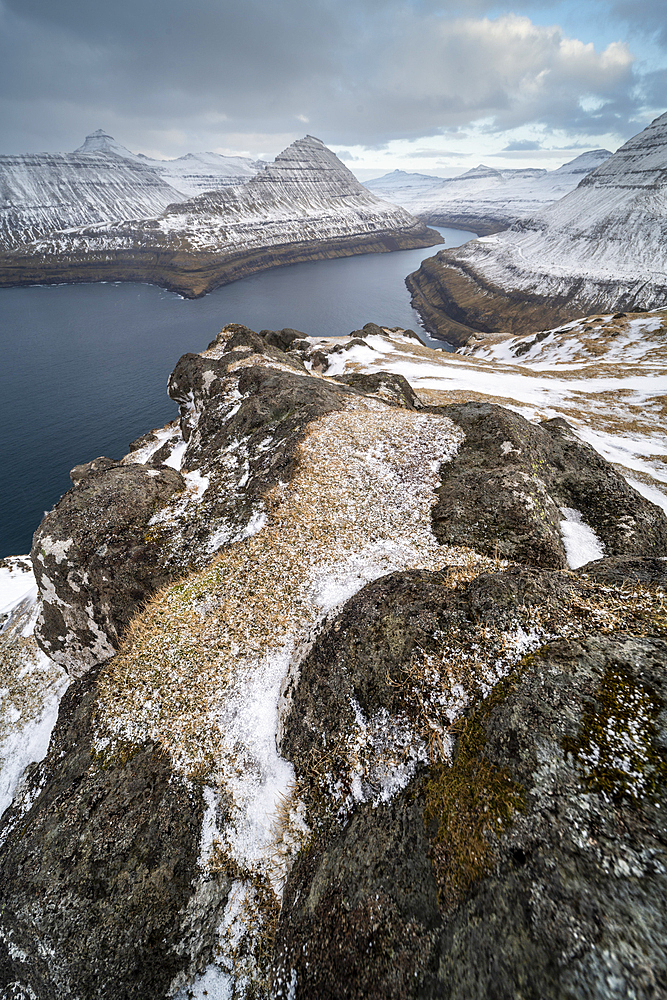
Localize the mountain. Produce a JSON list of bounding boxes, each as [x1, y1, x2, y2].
[[74, 128, 264, 196], [0, 129, 265, 252], [406, 114, 667, 345], [365, 150, 611, 234], [1, 320, 666, 999], [0, 135, 442, 297]]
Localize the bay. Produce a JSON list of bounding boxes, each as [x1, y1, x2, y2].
[[0, 227, 475, 557]]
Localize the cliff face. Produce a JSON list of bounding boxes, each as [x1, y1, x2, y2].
[[365, 150, 611, 235], [406, 113, 667, 344], [0, 135, 441, 297], [1, 324, 666, 999]]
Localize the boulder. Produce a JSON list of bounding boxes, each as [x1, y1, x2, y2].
[[432, 403, 667, 566], [0, 667, 216, 1000], [274, 560, 667, 999], [31, 464, 185, 675]]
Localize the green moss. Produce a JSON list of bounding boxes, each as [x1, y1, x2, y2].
[[564, 665, 667, 804], [91, 737, 143, 770], [423, 674, 525, 909]]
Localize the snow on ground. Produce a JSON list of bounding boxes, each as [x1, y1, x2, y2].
[[98, 399, 506, 996], [317, 312, 667, 508], [0, 562, 69, 822], [0, 557, 37, 627]]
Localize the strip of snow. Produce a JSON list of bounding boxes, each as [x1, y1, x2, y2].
[[0, 559, 37, 625], [559, 507, 605, 569], [0, 647, 69, 819]]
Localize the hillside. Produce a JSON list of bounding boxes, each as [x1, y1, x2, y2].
[[1, 318, 666, 999], [0, 136, 441, 297], [364, 150, 611, 234], [406, 113, 667, 344]]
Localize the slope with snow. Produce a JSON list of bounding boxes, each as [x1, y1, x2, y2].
[[0, 130, 264, 252], [0, 136, 440, 297], [406, 114, 667, 343], [365, 150, 611, 233]]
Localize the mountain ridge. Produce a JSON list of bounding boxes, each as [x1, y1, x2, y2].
[[0, 134, 441, 297], [406, 113, 667, 344]]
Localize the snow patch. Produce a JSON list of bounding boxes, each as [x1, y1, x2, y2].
[[559, 507, 605, 569]]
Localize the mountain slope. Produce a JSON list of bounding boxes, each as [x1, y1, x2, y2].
[[365, 150, 611, 234], [406, 114, 667, 344], [0, 136, 441, 297], [74, 129, 263, 196]]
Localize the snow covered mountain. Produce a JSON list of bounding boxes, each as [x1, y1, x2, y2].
[[0, 130, 264, 251], [74, 129, 263, 197], [406, 114, 667, 344], [365, 150, 611, 234], [0, 135, 440, 297]]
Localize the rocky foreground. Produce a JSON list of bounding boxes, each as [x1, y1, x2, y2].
[[407, 112, 667, 345], [0, 135, 440, 298], [1, 323, 666, 999]]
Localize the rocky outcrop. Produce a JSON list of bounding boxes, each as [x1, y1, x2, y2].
[[2, 325, 666, 999], [31, 464, 185, 675], [431, 403, 667, 565], [0, 136, 442, 297], [0, 666, 210, 1000], [274, 562, 667, 999], [407, 113, 667, 344]]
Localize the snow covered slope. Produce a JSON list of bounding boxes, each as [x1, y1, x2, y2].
[[0, 136, 440, 297], [0, 148, 185, 251], [75, 129, 263, 197], [0, 130, 264, 251], [406, 114, 667, 343], [365, 151, 610, 233]]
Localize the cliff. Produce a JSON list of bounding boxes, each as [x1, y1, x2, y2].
[[0, 135, 441, 297], [406, 113, 667, 344], [364, 150, 611, 235], [1, 322, 666, 999]]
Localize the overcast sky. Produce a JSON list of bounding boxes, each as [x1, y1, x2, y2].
[[0, 0, 665, 178]]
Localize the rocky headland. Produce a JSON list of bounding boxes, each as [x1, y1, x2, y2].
[[406, 112, 667, 346], [1, 321, 666, 999], [0, 135, 441, 298]]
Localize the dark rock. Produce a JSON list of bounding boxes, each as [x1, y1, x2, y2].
[[331, 371, 423, 409], [578, 554, 667, 586], [0, 668, 217, 1000], [263, 327, 307, 351], [31, 464, 186, 675], [432, 402, 667, 566], [274, 790, 439, 1000], [69, 455, 119, 485], [274, 564, 667, 999], [287, 338, 311, 353], [350, 322, 385, 338]]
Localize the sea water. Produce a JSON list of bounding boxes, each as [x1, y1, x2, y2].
[[0, 227, 476, 556]]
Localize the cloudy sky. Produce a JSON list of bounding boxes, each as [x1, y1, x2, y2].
[[0, 0, 665, 177]]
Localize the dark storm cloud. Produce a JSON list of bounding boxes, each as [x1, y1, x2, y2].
[[0, 0, 662, 156]]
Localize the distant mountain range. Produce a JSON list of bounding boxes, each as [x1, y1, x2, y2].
[[364, 150, 612, 234], [0, 133, 440, 297], [406, 113, 667, 344]]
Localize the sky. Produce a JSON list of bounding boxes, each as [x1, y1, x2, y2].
[[0, 0, 665, 179]]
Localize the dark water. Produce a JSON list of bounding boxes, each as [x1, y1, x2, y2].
[[0, 227, 475, 557]]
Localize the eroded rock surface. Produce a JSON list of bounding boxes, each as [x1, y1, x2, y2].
[[31, 464, 185, 675], [432, 402, 667, 566], [2, 324, 666, 1000], [274, 561, 667, 1000], [0, 668, 212, 1000]]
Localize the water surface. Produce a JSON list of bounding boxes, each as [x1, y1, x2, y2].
[[0, 227, 475, 556]]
